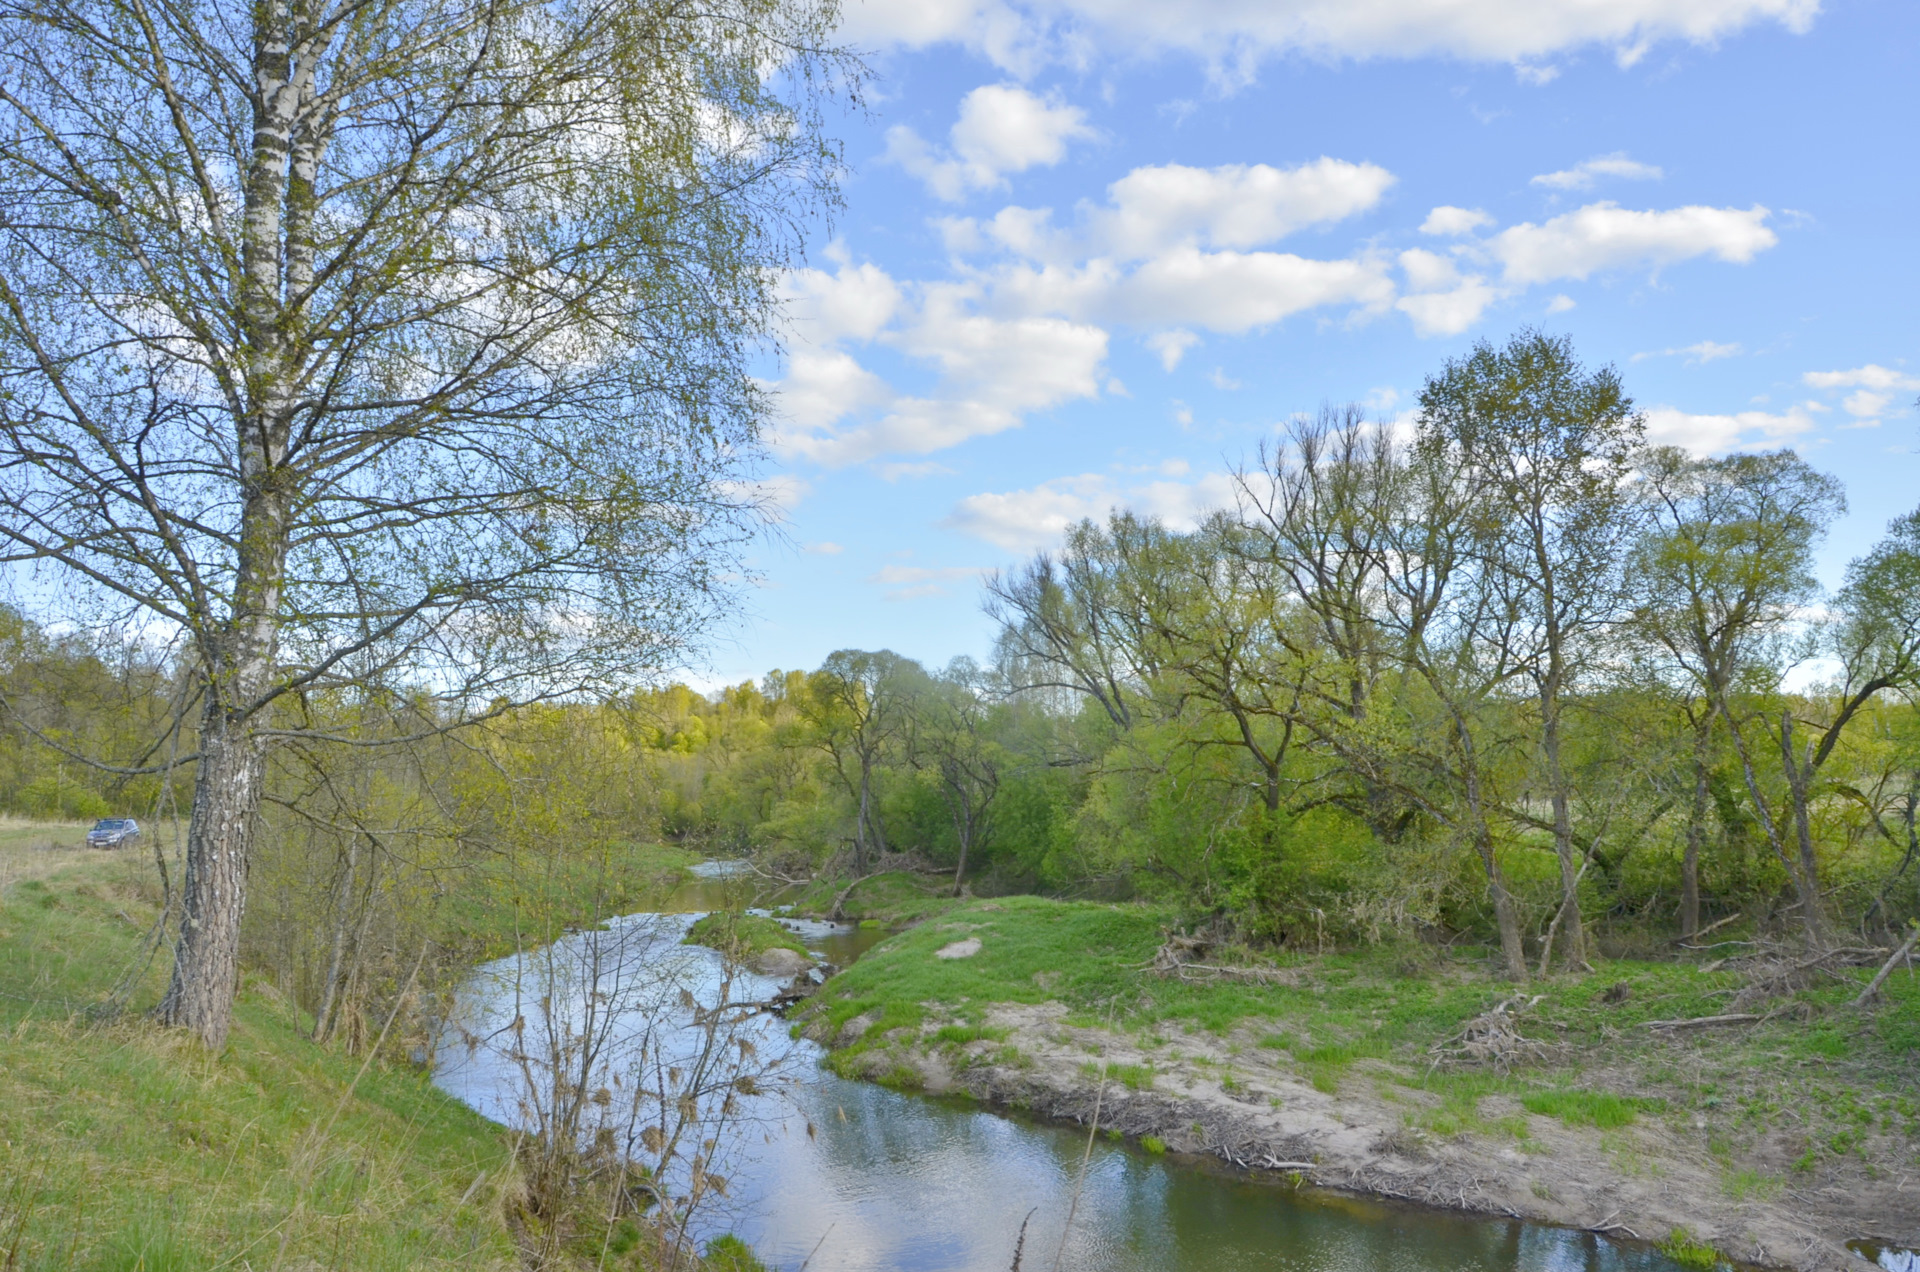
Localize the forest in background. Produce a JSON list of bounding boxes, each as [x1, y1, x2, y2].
[[4, 331, 1919, 1031]]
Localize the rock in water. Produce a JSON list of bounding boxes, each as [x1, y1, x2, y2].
[[753, 946, 812, 978]]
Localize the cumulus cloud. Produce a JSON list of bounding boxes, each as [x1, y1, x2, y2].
[[1642, 404, 1818, 454], [1420, 206, 1494, 236], [782, 256, 902, 346], [1531, 152, 1664, 191], [1488, 202, 1777, 285], [1093, 159, 1395, 258], [1147, 329, 1200, 371], [777, 286, 1110, 468], [1101, 247, 1395, 331], [1802, 364, 1920, 392], [775, 350, 894, 430], [945, 470, 1236, 552], [1801, 365, 1920, 425], [1393, 248, 1499, 336], [886, 83, 1094, 201], [837, 0, 1819, 78]]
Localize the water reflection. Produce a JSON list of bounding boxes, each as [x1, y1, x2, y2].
[[434, 902, 1691, 1272]]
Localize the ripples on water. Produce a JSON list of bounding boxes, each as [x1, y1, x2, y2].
[[434, 906, 1695, 1272]]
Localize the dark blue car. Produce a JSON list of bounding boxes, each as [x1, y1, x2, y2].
[[86, 818, 140, 849]]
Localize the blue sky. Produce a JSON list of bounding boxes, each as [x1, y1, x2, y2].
[[699, 0, 1919, 687]]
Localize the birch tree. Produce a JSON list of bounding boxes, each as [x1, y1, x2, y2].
[[0, 0, 847, 1047]]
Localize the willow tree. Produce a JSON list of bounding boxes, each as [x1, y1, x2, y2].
[[1419, 332, 1644, 973], [0, 0, 847, 1047]]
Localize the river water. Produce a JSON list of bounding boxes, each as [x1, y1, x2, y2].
[[432, 870, 1696, 1272]]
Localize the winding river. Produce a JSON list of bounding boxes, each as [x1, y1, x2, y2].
[[432, 868, 1698, 1272]]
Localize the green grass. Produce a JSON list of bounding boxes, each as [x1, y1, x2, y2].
[[782, 870, 961, 925], [933, 1024, 1009, 1046], [1079, 1061, 1154, 1090], [803, 892, 1920, 1192], [1520, 1089, 1660, 1129], [0, 850, 520, 1271], [684, 910, 808, 960], [0, 835, 776, 1272], [432, 839, 702, 961], [1659, 1227, 1725, 1270]]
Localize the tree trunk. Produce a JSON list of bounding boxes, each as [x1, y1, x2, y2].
[[1682, 715, 1712, 940], [1459, 712, 1526, 980], [158, 700, 267, 1049], [1540, 701, 1588, 971], [1778, 712, 1827, 947], [313, 833, 358, 1043], [952, 797, 971, 897]]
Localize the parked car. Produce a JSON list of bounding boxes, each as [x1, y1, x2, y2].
[[86, 818, 140, 849]]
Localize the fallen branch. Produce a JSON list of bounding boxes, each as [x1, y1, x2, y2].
[[1643, 1013, 1762, 1030], [1429, 995, 1557, 1074], [1672, 912, 1744, 945], [1853, 925, 1920, 1007]]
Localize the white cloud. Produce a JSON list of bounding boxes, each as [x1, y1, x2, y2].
[[945, 470, 1235, 552], [867, 563, 990, 602], [1802, 364, 1920, 392], [1095, 159, 1395, 259], [867, 564, 986, 584], [1146, 329, 1200, 371], [782, 258, 902, 346], [1545, 294, 1577, 313], [778, 287, 1110, 468], [1531, 152, 1664, 191], [1642, 404, 1818, 454], [803, 541, 844, 555], [942, 159, 1401, 337], [722, 473, 810, 517], [1800, 365, 1920, 427], [885, 83, 1094, 201], [774, 349, 894, 430], [1397, 277, 1500, 336], [1394, 248, 1499, 336], [1842, 392, 1890, 421], [1420, 206, 1493, 236], [1632, 340, 1743, 363], [1489, 202, 1777, 285], [838, 0, 1819, 77], [1099, 247, 1396, 332]]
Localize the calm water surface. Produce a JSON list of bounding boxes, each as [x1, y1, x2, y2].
[[432, 870, 1692, 1272]]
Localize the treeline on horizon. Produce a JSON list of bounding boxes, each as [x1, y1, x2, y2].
[[5, 331, 1920, 1003]]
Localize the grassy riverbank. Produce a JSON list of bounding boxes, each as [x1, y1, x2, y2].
[[0, 837, 521, 1270], [0, 832, 762, 1271], [802, 895, 1920, 1269]]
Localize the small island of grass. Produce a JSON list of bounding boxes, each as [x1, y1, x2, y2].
[[684, 910, 809, 962]]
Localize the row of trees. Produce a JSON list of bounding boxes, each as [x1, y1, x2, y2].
[[638, 333, 1920, 977], [7, 330, 1917, 1003]]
